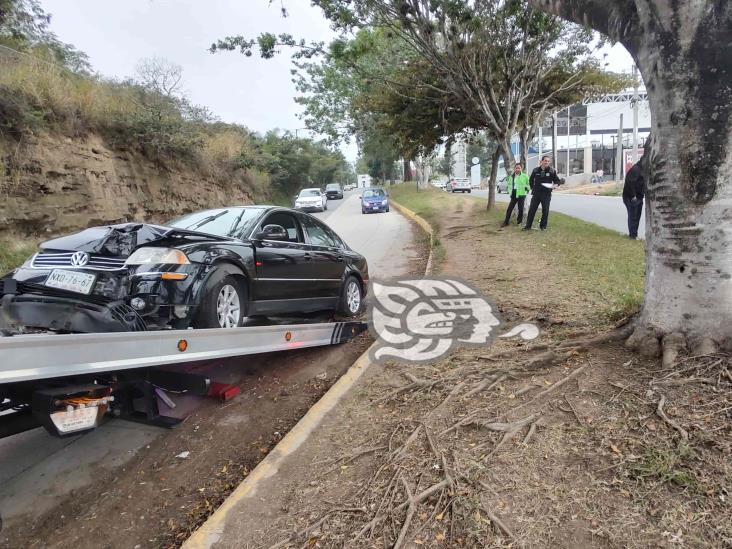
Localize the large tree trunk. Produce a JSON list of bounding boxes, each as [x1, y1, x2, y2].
[[485, 145, 501, 211], [531, 0, 732, 354], [403, 159, 413, 182]]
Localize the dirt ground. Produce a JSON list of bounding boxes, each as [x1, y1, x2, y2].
[[0, 227, 429, 549], [211, 196, 731, 548]]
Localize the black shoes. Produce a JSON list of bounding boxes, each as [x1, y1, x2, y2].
[[500, 221, 509, 227]]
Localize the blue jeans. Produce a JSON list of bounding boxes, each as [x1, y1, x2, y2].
[[623, 197, 643, 238]]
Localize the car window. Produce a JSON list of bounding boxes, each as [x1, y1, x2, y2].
[[326, 184, 340, 190], [259, 212, 303, 243], [168, 208, 262, 238], [363, 189, 385, 198], [300, 215, 337, 248], [324, 225, 347, 249], [299, 189, 321, 197]]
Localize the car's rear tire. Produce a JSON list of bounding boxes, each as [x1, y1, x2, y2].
[[194, 274, 246, 329], [337, 276, 363, 317]]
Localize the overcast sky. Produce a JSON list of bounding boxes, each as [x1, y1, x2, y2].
[[40, 0, 635, 162]]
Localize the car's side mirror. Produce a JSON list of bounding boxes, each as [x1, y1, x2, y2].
[[254, 224, 288, 241]]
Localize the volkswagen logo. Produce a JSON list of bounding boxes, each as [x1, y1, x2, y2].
[[70, 251, 90, 267]]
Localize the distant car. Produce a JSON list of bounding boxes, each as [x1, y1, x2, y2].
[[432, 180, 447, 190], [496, 177, 509, 193], [448, 178, 472, 193], [295, 188, 327, 212], [361, 187, 389, 214], [343, 184, 355, 191], [325, 183, 344, 200], [471, 180, 481, 189], [0, 207, 369, 333]]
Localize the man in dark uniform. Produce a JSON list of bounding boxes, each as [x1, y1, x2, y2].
[[523, 156, 562, 231], [623, 160, 645, 239]]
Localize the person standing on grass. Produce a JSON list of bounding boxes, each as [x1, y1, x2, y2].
[[501, 163, 530, 227], [623, 160, 645, 239], [523, 156, 562, 231]]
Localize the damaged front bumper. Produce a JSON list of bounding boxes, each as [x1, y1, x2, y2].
[[0, 264, 200, 333], [0, 279, 147, 333]]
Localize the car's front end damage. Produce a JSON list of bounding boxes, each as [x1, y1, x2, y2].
[[0, 224, 212, 334]]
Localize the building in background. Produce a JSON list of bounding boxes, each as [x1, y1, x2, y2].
[[451, 138, 467, 179], [501, 90, 650, 184]]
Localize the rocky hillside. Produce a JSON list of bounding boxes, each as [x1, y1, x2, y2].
[[0, 133, 256, 237]]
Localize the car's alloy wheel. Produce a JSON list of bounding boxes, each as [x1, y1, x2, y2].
[[216, 284, 241, 328], [345, 280, 361, 314], [337, 276, 363, 316]]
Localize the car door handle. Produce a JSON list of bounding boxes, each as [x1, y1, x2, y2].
[[335, 255, 344, 262], [303, 253, 313, 261]]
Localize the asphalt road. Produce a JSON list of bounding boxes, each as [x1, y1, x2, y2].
[[313, 189, 416, 277], [0, 191, 415, 531], [472, 188, 646, 239]]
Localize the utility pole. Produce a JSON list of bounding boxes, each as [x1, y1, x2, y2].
[[616, 113, 624, 181], [538, 123, 543, 166], [632, 65, 640, 163], [566, 106, 571, 178], [551, 113, 558, 168]]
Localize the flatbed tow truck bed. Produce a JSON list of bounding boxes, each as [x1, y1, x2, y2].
[[0, 320, 366, 438]]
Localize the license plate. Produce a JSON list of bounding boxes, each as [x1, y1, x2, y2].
[[50, 406, 99, 434], [44, 269, 96, 294]]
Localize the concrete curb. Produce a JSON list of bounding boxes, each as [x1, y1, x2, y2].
[[389, 199, 434, 275], [182, 201, 436, 549]]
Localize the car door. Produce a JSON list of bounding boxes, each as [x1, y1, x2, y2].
[[298, 214, 346, 298], [250, 211, 310, 302]]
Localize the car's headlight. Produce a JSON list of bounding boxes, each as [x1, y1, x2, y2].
[[125, 248, 190, 265]]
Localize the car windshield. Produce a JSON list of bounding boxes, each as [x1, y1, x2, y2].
[[167, 208, 262, 237], [299, 189, 321, 197], [363, 189, 385, 198]]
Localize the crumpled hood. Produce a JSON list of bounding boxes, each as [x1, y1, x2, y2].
[[39, 223, 224, 257]]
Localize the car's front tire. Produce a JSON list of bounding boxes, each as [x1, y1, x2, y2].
[[337, 275, 363, 317], [194, 274, 245, 329]]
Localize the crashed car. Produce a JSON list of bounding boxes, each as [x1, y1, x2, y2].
[[0, 206, 368, 333]]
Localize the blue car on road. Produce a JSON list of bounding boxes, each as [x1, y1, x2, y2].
[[361, 187, 390, 214]]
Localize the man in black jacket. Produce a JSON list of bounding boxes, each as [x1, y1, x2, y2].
[[523, 156, 562, 231], [623, 160, 645, 239]]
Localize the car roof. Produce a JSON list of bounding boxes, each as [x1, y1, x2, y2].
[[300, 188, 322, 192]]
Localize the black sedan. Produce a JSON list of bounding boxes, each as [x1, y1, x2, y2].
[[325, 183, 344, 200], [0, 207, 369, 333]]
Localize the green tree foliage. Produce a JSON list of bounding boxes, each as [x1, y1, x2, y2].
[[0, 0, 89, 72]]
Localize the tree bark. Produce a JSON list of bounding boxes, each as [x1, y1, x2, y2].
[[486, 145, 500, 211], [530, 0, 732, 349], [519, 127, 530, 168], [403, 159, 413, 182]]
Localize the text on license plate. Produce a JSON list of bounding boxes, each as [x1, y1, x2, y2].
[[44, 269, 96, 294]]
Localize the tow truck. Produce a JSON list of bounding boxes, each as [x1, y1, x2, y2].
[[0, 320, 366, 439]]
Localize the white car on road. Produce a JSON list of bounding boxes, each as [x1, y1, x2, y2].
[[448, 178, 472, 193], [294, 188, 328, 212]]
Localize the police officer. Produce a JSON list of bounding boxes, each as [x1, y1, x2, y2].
[[523, 156, 562, 231], [501, 163, 529, 227]]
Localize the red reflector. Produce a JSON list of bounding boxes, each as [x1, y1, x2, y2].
[[255, 261, 263, 267]]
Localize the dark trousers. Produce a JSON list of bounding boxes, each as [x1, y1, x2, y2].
[[623, 197, 643, 238], [504, 193, 525, 224], [524, 190, 552, 229]]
